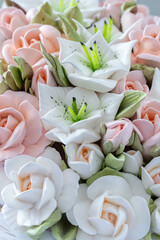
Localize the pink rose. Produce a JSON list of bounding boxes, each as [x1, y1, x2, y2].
[[0, 24, 62, 71], [0, 90, 50, 161], [100, 0, 130, 27], [130, 24, 160, 68], [31, 65, 57, 97], [112, 70, 149, 94], [102, 118, 143, 152], [0, 7, 28, 34], [121, 5, 154, 32], [133, 99, 160, 157]]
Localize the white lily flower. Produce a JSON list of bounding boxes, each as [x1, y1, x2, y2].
[[59, 31, 136, 93], [141, 156, 160, 197], [13, 0, 104, 25], [67, 174, 150, 240], [65, 143, 104, 179], [39, 84, 123, 144], [1, 148, 79, 229]]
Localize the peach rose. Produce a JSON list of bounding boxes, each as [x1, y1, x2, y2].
[[0, 90, 50, 161], [133, 99, 160, 157], [102, 118, 143, 153], [129, 24, 160, 68], [0, 7, 28, 34], [31, 65, 57, 97], [100, 0, 130, 27], [112, 70, 149, 94], [0, 24, 62, 72], [121, 5, 155, 32]]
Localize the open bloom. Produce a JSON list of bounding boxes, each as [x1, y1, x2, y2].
[[67, 174, 150, 240], [141, 156, 160, 197], [59, 31, 136, 93], [39, 84, 123, 144], [112, 70, 149, 94], [65, 143, 104, 179], [1, 149, 79, 228], [133, 68, 160, 157], [102, 118, 143, 153], [0, 24, 62, 72], [130, 24, 160, 68], [31, 65, 57, 97]]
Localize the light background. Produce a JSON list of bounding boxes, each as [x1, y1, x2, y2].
[[0, 0, 159, 15]]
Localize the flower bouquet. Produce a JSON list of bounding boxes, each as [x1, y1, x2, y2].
[[0, 0, 160, 239]]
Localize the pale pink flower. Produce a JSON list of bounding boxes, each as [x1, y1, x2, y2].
[[112, 70, 149, 94]]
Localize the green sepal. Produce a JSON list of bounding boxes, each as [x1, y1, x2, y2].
[[152, 234, 160, 240], [8, 65, 23, 89], [116, 91, 147, 119], [103, 141, 113, 155], [64, 5, 85, 30], [31, 2, 57, 27], [146, 188, 154, 197], [14, 56, 33, 81], [138, 166, 142, 179], [116, 144, 125, 155], [127, 133, 135, 146], [3, 71, 19, 91], [0, 80, 9, 94], [61, 160, 68, 171], [150, 145, 160, 158], [86, 167, 124, 186], [149, 198, 156, 214], [105, 153, 125, 171], [58, 14, 82, 41], [121, 0, 137, 14], [131, 64, 155, 86], [145, 230, 152, 240], [100, 123, 106, 136], [40, 43, 70, 87], [52, 215, 78, 240], [26, 210, 62, 240], [0, 59, 8, 75], [24, 78, 32, 92], [131, 133, 143, 152], [62, 145, 68, 160]]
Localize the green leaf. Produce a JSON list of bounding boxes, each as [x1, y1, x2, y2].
[[0, 80, 9, 94], [14, 56, 33, 80], [152, 234, 160, 240], [116, 91, 147, 119], [131, 64, 155, 86], [145, 230, 152, 240], [148, 198, 156, 214], [8, 65, 23, 89], [0, 58, 8, 75], [150, 145, 160, 158], [86, 167, 124, 186], [61, 160, 68, 171], [27, 210, 62, 240], [103, 141, 113, 155], [40, 43, 70, 87], [105, 153, 125, 171], [121, 0, 137, 14], [31, 2, 57, 27], [131, 133, 143, 152], [52, 215, 78, 240], [58, 13, 82, 41], [3, 71, 19, 91]]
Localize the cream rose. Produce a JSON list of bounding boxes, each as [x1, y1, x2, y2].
[[67, 174, 150, 240]]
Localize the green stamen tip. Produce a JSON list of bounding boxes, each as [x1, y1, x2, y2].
[[81, 42, 94, 70], [94, 24, 98, 34], [59, 0, 64, 12], [103, 20, 108, 41], [69, 0, 78, 7], [77, 102, 87, 121], [106, 16, 113, 43]]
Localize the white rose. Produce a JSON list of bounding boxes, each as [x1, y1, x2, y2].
[[142, 156, 160, 197], [1, 147, 80, 228], [66, 143, 104, 179], [123, 150, 143, 175], [67, 174, 150, 240]]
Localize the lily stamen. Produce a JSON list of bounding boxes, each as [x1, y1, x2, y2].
[[69, 0, 78, 7], [94, 24, 98, 34], [103, 17, 113, 43], [68, 98, 87, 122], [81, 42, 94, 69], [59, 0, 64, 12]]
